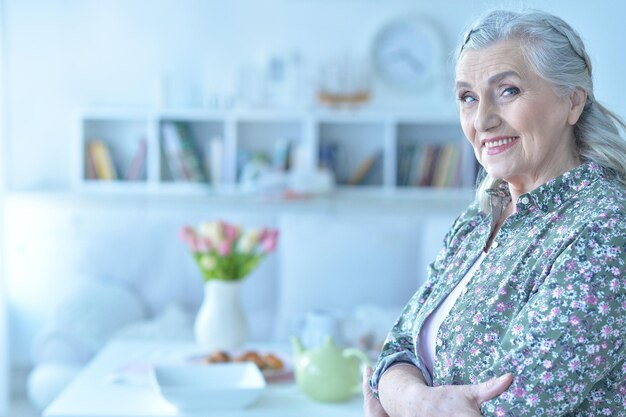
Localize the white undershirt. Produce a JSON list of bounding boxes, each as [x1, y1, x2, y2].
[[418, 251, 488, 376]]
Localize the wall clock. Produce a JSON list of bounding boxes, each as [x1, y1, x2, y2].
[[371, 17, 444, 92]]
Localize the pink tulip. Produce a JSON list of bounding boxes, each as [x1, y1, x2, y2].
[[179, 225, 195, 241], [217, 220, 226, 236], [197, 237, 213, 252], [217, 240, 232, 256], [223, 222, 240, 242], [179, 226, 199, 251], [258, 228, 269, 243], [261, 229, 279, 253]]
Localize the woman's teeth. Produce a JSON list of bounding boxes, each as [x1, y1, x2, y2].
[[485, 137, 516, 148]]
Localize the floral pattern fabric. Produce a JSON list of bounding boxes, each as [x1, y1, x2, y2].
[[371, 162, 626, 416]]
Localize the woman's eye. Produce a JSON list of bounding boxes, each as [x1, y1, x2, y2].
[[502, 87, 520, 97], [458, 94, 476, 104]]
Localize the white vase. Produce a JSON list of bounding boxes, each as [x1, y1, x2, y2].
[[194, 280, 248, 351]]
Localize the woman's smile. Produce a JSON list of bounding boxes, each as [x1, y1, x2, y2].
[[482, 136, 520, 155]]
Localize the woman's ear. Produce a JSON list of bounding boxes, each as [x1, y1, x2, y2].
[[567, 88, 587, 125]]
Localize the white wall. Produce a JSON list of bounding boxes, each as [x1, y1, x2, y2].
[[3, 0, 626, 190], [0, 0, 9, 411]]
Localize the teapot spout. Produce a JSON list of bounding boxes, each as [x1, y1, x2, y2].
[[291, 336, 305, 356]]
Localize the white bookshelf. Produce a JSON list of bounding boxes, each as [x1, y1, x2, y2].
[[75, 108, 477, 196]]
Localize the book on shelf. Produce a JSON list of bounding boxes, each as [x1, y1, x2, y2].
[[396, 142, 464, 188], [84, 145, 97, 180], [432, 144, 456, 188], [273, 138, 292, 171], [446, 145, 464, 187], [396, 143, 415, 186], [347, 150, 383, 185], [162, 122, 206, 183], [407, 145, 424, 186], [318, 141, 340, 179], [162, 125, 185, 181], [417, 144, 440, 187], [87, 139, 118, 180], [126, 139, 147, 181]]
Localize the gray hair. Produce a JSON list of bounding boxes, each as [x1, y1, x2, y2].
[[456, 9, 626, 213]]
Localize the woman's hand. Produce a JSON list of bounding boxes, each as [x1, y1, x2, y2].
[[411, 373, 513, 417], [363, 367, 389, 417], [375, 363, 513, 417]]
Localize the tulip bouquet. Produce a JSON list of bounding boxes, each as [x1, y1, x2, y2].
[[179, 220, 279, 281]]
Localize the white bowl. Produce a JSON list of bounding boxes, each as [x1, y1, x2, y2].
[[152, 363, 266, 411]]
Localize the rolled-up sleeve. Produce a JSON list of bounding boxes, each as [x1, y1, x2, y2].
[[369, 296, 433, 396], [480, 219, 626, 415]]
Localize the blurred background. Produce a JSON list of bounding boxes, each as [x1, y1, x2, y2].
[[0, 0, 625, 415]]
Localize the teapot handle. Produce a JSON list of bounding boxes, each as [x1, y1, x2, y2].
[[343, 348, 371, 367], [343, 348, 371, 394]]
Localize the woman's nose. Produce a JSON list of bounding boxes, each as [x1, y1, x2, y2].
[[474, 99, 501, 132]]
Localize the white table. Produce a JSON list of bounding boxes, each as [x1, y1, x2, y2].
[[43, 340, 364, 417]]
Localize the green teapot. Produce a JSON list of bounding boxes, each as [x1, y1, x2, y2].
[[291, 335, 371, 403]]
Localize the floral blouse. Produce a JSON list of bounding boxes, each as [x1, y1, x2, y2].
[[371, 162, 626, 416]]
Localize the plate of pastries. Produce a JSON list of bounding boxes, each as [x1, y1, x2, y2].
[[192, 349, 293, 382]]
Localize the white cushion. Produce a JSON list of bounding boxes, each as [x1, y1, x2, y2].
[[33, 279, 146, 363], [27, 362, 82, 411]]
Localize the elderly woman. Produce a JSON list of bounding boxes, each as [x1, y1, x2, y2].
[[364, 9, 626, 417]]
